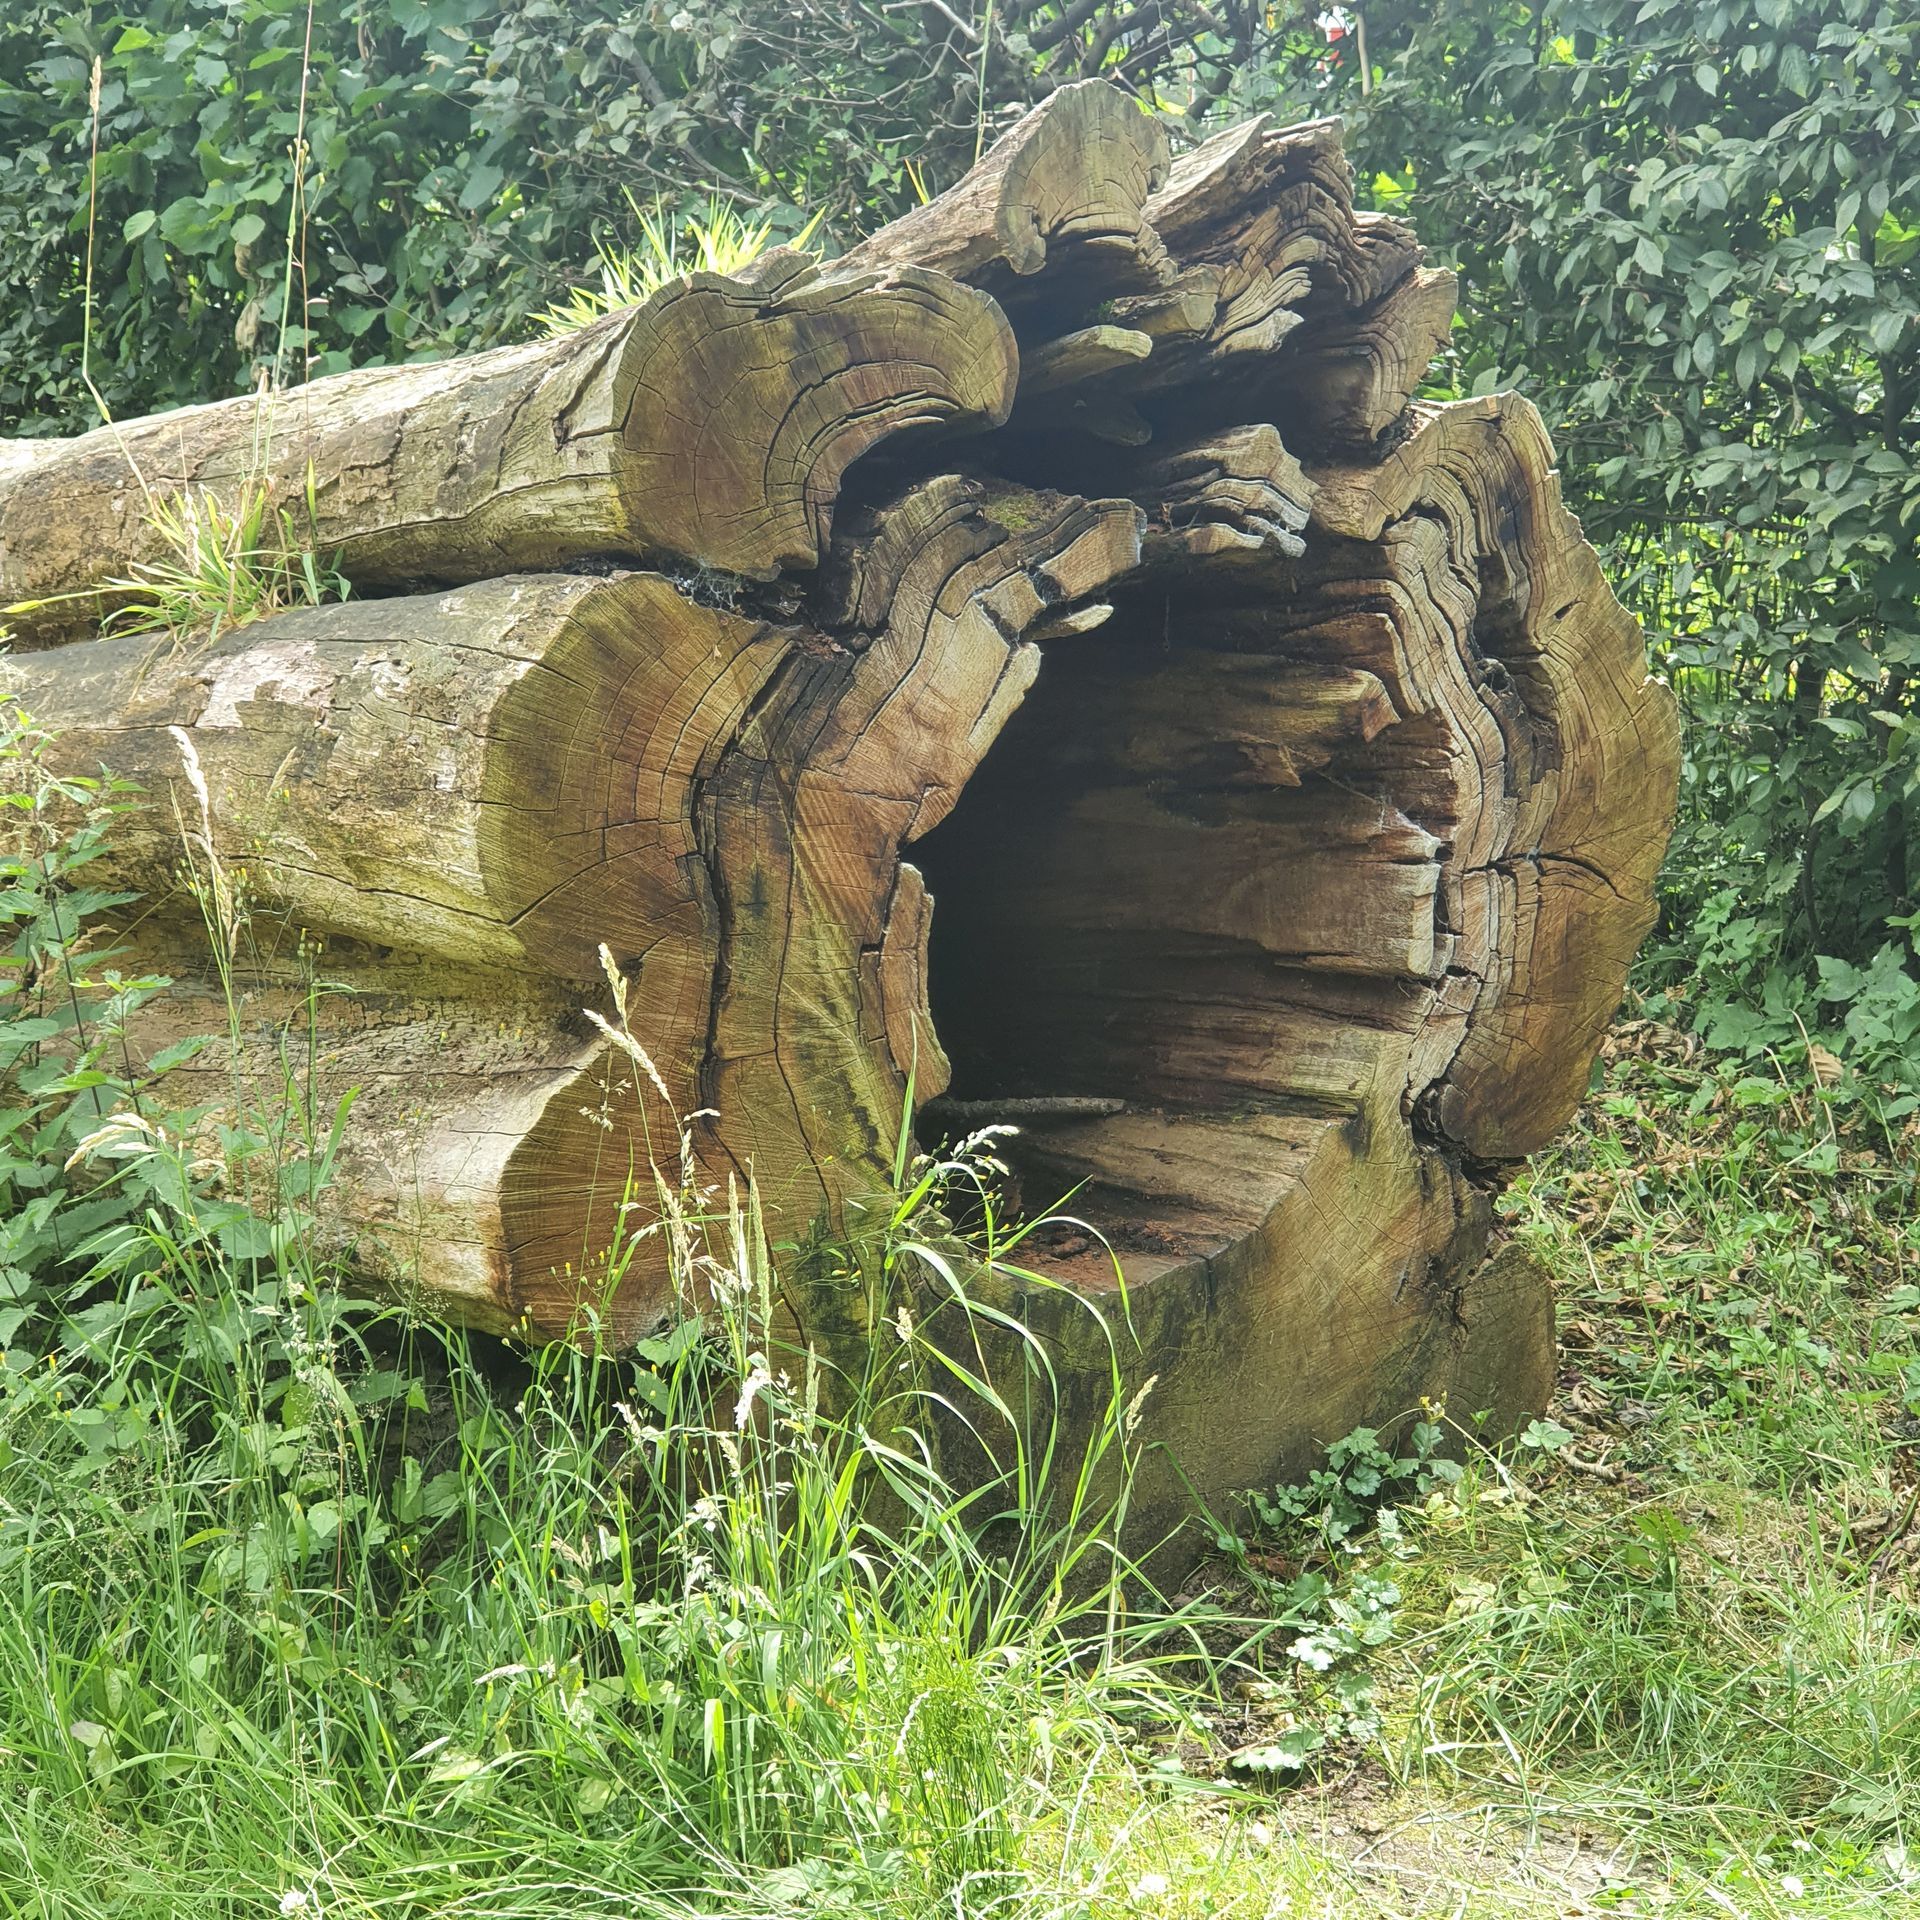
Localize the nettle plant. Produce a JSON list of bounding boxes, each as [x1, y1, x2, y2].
[[0, 693, 342, 1359], [1205, 1419, 1472, 1778]]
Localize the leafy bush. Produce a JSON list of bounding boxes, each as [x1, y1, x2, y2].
[[0, 1, 1263, 432], [1236, 1, 1920, 1087], [1, 696, 201, 1339]]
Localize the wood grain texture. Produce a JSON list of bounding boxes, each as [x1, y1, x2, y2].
[[0, 257, 1014, 642], [0, 87, 1681, 1548], [1308, 396, 1682, 1158], [841, 78, 1171, 289]]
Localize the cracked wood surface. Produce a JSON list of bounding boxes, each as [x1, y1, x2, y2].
[[0, 257, 1014, 643], [0, 84, 1677, 1539], [840, 78, 1171, 290]]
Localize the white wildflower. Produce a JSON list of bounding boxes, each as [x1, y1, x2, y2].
[[734, 1359, 773, 1431]]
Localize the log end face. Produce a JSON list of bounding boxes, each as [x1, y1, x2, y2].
[[616, 266, 1018, 577], [1302, 395, 1680, 1166], [845, 80, 1172, 290], [997, 81, 1173, 276]]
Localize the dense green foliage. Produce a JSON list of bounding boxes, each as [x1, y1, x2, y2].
[[0, 0, 1274, 428], [1269, 1, 1920, 1090]]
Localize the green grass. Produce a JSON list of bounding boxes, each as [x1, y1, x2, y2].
[[0, 1057, 1203, 1920], [1, 460, 349, 646], [1004, 1023, 1920, 1920], [1268, 1023, 1920, 1915], [4, 784, 1918, 1920]]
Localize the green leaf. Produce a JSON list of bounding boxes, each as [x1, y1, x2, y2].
[[159, 196, 211, 250], [144, 1036, 212, 1074], [1230, 1725, 1325, 1772], [1634, 234, 1665, 277], [123, 209, 158, 241], [457, 163, 503, 212], [231, 213, 267, 248], [1868, 308, 1907, 355]]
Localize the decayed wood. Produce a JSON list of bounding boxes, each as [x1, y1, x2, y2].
[[1305, 395, 1681, 1157], [7, 575, 789, 1322], [841, 78, 1171, 289], [1278, 265, 1459, 446], [1128, 424, 1313, 560], [0, 257, 1015, 643], [0, 84, 1679, 1538], [699, 475, 1145, 1241]]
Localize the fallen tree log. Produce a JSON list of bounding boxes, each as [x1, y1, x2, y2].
[[1, 83, 1678, 1538], [0, 257, 1014, 643]]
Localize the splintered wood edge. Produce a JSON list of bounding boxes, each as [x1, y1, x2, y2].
[[692, 479, 1147, 1252], [843, 79, 1172, 283], [1311, 395, 1680, 1159]]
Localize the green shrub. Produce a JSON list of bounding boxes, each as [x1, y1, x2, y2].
[[1235, 1, 1920, 1092]]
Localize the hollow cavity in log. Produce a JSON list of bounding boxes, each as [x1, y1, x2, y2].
[[1, 83, 1679, 1545]]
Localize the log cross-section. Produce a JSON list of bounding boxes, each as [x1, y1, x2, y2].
[[1, 83, 1678, 1540]]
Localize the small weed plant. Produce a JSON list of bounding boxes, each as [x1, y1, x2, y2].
[[2, 460, 349, 649], [0, 705, 1194, 1917], [537, 192, 821, 335], [97, 464, 350, 644]]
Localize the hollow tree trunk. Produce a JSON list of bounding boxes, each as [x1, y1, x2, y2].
[[1, 83, 1679, 1537]]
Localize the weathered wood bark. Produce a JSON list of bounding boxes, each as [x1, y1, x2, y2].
[[840, 78, 1171, 291], [0, 257, 1014, 643], [1, 83, 1679, 1539]]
